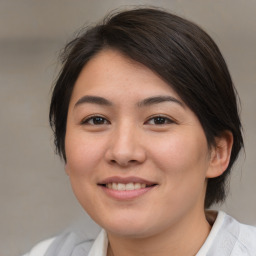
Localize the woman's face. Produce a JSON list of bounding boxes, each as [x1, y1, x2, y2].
[[65, 49, 213, 238]]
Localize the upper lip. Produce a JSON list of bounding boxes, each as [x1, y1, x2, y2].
[[98, 176, 157, 186]]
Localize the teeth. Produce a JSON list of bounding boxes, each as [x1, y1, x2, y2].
[[135, 182, 146, 189], [126, 183, 134, 190], [117, 183, 126, 191], [106, 182, 148, 191], [112, 183, 117, 190]]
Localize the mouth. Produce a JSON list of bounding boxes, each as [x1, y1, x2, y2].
[[97, 176, 158, 200], [99, 182, 156, 191]]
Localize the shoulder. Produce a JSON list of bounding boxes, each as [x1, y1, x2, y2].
[[22, 222, 101, 256], [22, 232, 96, 256], [210, 211, 256, 255], [22, 237, 56, 256], [233, 216, 256, 254]]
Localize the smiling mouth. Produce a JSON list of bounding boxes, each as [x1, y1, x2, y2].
[[99, 182, 156, 191]]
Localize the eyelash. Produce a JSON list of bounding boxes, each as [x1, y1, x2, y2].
[[145, 115, 175, 125], [81, 115, 110, 125], [81, 115, 175, 126]]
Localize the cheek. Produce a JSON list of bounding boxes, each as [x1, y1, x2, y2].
[[149, 135, 209, 211], [65, 134, 102, 209], [65, 131, 106, 176], [149, 132, 209, 178]]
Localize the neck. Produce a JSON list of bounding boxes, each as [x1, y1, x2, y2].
[[107, 210, 211, 256]]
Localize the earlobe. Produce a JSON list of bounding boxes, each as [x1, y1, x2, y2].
[[206, 131, 233, 178]]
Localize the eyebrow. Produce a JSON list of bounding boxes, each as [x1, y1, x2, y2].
[[74, 95, 184, 108], [137, 96, 184, 108], [74, 95, 112, 107]]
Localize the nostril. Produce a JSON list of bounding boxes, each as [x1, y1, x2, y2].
[[109, 158, 137, 167]]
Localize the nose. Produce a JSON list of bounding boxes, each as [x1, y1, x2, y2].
[[105, 123, 146, 167]]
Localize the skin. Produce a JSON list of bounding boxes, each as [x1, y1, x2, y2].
[[65, 49, 233, 256]]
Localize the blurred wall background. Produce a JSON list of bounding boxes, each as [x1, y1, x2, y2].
[[0, 1, 255, 255]]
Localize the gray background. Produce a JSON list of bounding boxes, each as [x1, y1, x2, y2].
[[0, 1, 255, 255]]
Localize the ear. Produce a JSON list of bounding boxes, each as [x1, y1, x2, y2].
[[206, 131, 233, 178]]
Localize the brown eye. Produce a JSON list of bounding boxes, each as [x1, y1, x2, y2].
[[146, 116, 174, 125], [81, 116, 110, 125]]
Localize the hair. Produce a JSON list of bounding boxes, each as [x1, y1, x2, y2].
[[49, 7, 243, 208]]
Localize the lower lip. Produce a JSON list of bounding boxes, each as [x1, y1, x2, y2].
[[100, 186, 155, 200]]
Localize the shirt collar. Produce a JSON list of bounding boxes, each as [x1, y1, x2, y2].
[[88, 229, 108, 256], [87, 211, 226, 256]]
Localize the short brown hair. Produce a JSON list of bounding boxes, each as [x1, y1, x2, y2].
[[49, 8, 243, 208]]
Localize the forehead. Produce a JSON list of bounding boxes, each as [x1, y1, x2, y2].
[[70, 49, 183, 105]]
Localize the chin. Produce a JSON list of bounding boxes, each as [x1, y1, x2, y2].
[[106, 225, 153, 238], [96, 215, 160, 238]]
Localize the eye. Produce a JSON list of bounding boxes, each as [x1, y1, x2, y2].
[[81, 116, 110, 125], [145, 116, 174, 125]]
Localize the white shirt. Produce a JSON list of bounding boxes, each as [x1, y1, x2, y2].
[[23, 211, 256, 256]]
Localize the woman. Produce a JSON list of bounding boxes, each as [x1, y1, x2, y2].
[[24, 8, 256, 256]]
